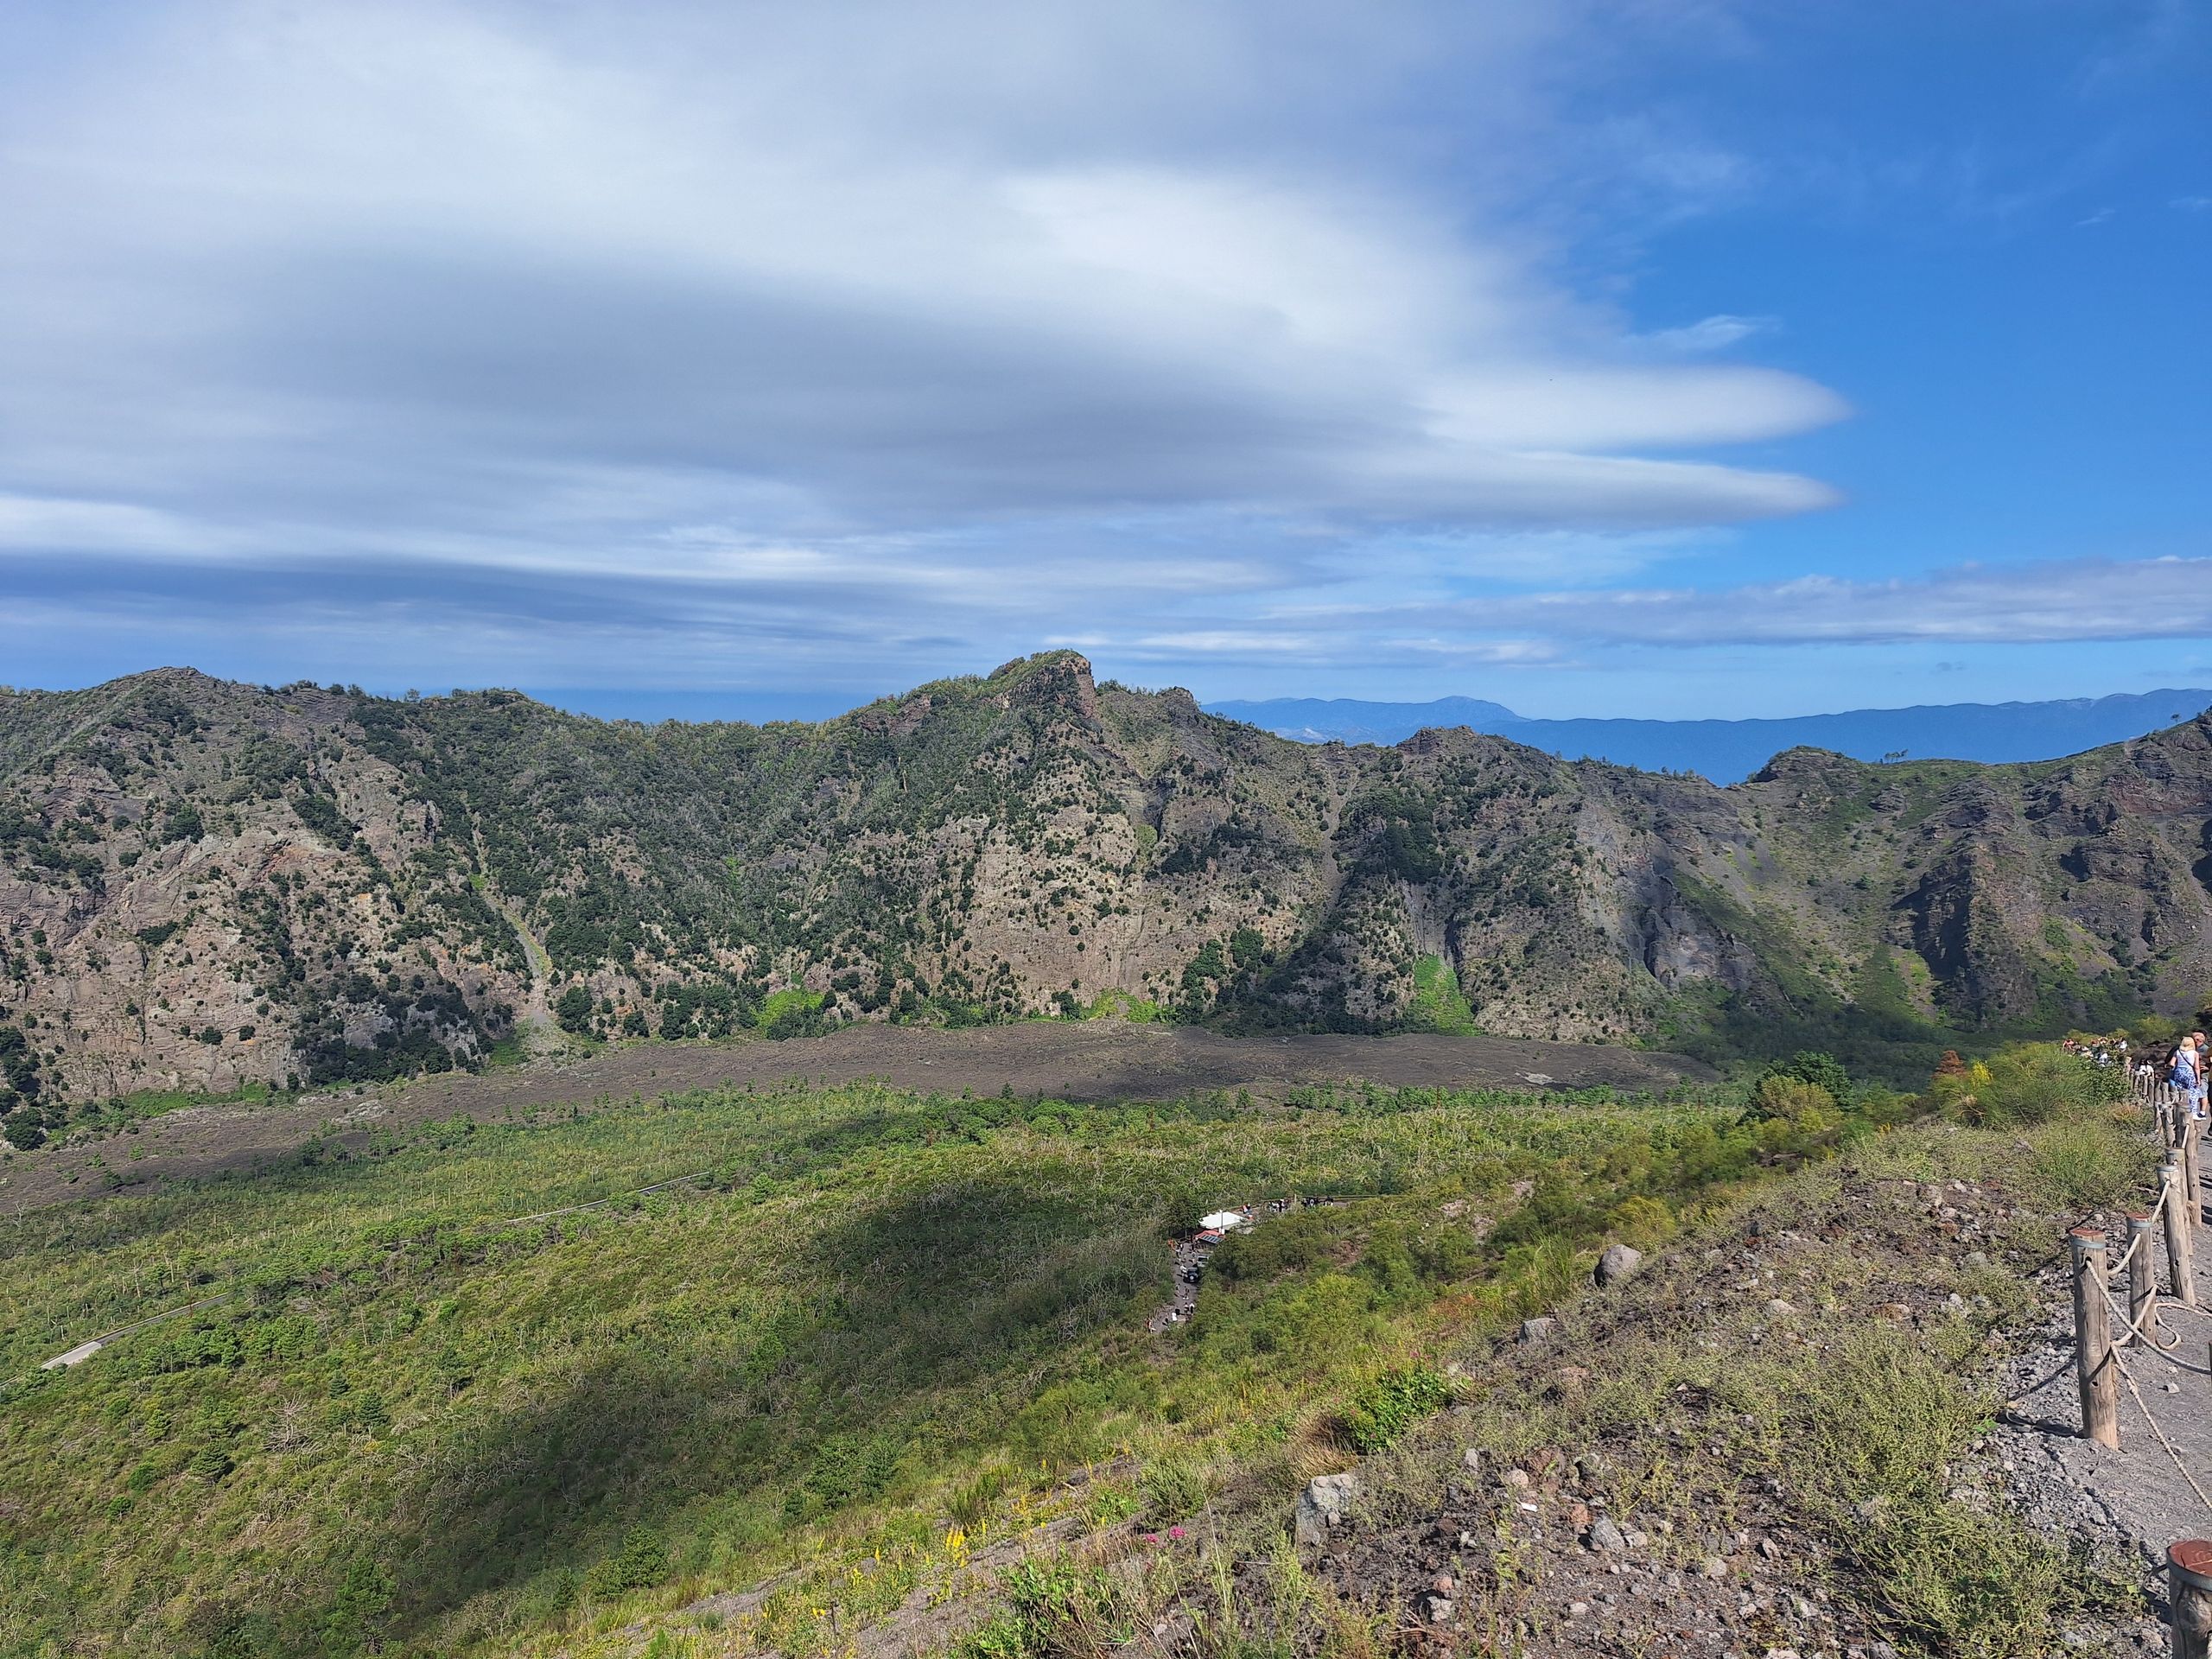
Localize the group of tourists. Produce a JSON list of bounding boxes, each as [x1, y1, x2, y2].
[[2063, 1035, 2129, 1067], [2063, 1031, 2209, 1120]]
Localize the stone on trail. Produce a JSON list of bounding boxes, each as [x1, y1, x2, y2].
[[1294, 1471, 1361, 1548], [1517, 1315, 1556, 1344], [1587, 1516, 1627, 1553], [1594, 1243, 1643, 1287]]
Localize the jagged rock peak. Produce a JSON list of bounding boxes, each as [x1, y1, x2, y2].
[[999, 650, 1099, 721]]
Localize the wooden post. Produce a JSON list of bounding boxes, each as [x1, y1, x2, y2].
[[2132, 1211, 2160, 1348], [2171, 1540, 2212, 1657], [2071, 1226, 2120, 1448], [2167, 1159, 2200, 1308], [2188, 1117, 2206, 1232]]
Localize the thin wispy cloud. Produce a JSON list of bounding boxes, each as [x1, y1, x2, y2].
[[1638, 315, 1780, 353], [1365, 558, 2212, 652]]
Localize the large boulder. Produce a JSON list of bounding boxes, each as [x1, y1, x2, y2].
[[1294, 1471, 1362, 1548], [1594, 1243, 1643, 1288]]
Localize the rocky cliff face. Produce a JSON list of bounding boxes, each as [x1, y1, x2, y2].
[[3, 653, 2208, 1111]]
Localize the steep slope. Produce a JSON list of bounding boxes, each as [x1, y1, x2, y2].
[[3, 653, 2208, 1114]]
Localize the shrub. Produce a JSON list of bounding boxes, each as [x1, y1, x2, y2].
[[1932, 1044, 2128, 1128], [1340, 1364, 1451, 1452], [554, 985, 594, 1034], [1761, 1050, 1849, 1099], [588, 1525, 667, 1596], [1746, 1075, 1844, 1161], [1607, 1194, 1676, 1249], [1791, 1328, 2101, 1654], [957, 1556, 1128, 1659], [1137, 1453, 1208, 1522], [2026, 1112, 2154, 1212], [948, 1463, 1011, 1528]]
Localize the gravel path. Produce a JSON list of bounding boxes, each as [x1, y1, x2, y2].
[[1993, 1144, 2212, 1636]]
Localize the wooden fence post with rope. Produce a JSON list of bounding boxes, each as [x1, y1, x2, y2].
[[2069, 1066, 2209, 1454], [2167, 1157, 2201, 1308], [2082, 1065, 2212, 1656], [2188, 1116, 2206, 1230], [2072, 1225, 2121, 1449], [2133, 1209, 2161, 1353]]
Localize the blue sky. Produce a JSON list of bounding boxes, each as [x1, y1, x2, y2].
[[1, 1, 2206, 721]]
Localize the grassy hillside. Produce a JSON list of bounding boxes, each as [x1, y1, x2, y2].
[[0, 1072, 1826, 1657]]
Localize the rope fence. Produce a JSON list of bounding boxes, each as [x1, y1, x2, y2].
[[2075, 1072, 2209, 1451], [2084, 1066, 2212, 1654]]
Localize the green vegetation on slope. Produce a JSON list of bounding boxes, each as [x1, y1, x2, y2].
[[1403, 953, 1476, 1033], [953, 1048, 2146, 1659], [0, 1070, 1855, 1657]]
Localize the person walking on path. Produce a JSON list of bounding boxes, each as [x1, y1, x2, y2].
[[2176, 1035, 2209, 1123], [2171, 1039, 2197, 1109]]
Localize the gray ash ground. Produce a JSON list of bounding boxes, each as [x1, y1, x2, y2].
[[1988, 1183, 2212, 1647], [1253, 1163, 2179, 1657], [0, 1023, 1708, 1216]]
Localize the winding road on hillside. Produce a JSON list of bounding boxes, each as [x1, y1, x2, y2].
[[0, 1023, 1712, 1215]]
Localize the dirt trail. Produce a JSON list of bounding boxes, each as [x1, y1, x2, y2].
[[0, 1024, 1711, 1215]]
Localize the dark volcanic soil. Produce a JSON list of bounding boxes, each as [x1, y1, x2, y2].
[[0, 1024, 1710, 1215]]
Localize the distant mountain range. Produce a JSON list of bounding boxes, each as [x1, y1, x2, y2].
[[1206, 689, 2212, 783]]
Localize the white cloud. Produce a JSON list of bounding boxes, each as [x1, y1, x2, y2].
[[1640, 315, 1779, 353], [1415, 556, 2212, 648], [0, 0, 1846, 615]]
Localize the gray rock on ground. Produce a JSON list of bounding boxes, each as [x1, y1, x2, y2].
[[1594, 1243, 1643, 1287], [1294, 1471, 1362, 1548]]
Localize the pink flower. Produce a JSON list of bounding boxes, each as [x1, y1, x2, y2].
[[1142, 1533, 1160, 1546], [1168, 1526, 1185, 1540]]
